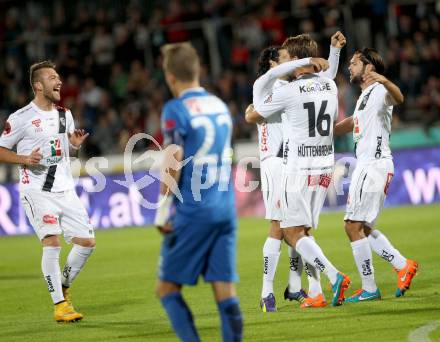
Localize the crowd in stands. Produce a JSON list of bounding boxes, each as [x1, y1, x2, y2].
[[0, 0, 438, 156]]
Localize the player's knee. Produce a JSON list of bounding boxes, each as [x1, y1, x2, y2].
[[42, 235, 61, 247], [156, 281, 181, 298], [344, 220, 364, 240], [80, 238, 96, 248]]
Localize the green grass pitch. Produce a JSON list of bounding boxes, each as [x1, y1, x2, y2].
[[0, 204, 439, 342]]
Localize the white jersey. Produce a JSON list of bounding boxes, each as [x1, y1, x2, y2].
[[253, 58, 312, 160], [0, 102, 76, 192], [253, 46, 342, 161], [352, 82, 394, 163], [256, 74, 338, 174]]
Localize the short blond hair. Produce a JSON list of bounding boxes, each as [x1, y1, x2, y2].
[[282, 34, 318, 59], [29, 60, 56, 90], [161, 42, 200, 82]]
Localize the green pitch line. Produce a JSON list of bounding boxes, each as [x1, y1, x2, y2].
[[0, 204, 438, 342]]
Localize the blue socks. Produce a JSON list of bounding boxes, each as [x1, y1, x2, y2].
[[217, 297, 243, 342], [161, 293, 243, 342], [161, 292, 200, 342]]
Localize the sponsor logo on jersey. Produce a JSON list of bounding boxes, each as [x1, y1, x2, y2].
[[260, 122, 268, 152], [375, 136, 382, 159], [32, 119, 41, 127], [308, 174, 332, 188], [50, 138, 62, 157], [283, 139, 289, 165], [43, 214, 58, 225], [299, 81, 331, 94], [264, 94, 272, 103]]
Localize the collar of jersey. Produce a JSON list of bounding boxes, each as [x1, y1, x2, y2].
[[30, 101, 57, 114], [179, 87, 205, 97], [362, 82, 379, 94]]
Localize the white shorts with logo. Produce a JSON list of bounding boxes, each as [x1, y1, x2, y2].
[[280, 172, 332, 229], [344, 158, 394, 227], [20, 189, 94, 243], [260, 157, 283, 221]]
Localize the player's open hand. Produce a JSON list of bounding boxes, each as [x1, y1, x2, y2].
[[331, 31, 346, 49], [24, 147, 42, 166], [362, 71, 388, 85], [310, 58, 329, 73], [68, 129, 89, 148]]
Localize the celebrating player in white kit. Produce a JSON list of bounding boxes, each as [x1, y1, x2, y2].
[[0, 61, 94, 322], [248, 34, 350, 307], [335, 48, 418, 302], [250, 31, 346, 312]]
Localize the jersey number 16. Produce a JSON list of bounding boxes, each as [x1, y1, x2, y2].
[[304, 100, 331, 137]]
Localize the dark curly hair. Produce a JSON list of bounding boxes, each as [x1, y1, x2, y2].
[[257, 46, 282, 78], [355, 47, 386, 75]]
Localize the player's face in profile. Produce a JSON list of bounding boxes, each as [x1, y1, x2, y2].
[[278, 48, 290, 64], [39, 68, 62, 102], [348, 54, 365, 84]]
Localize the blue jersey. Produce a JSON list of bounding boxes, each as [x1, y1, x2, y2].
[[161, 88, 236, 223]]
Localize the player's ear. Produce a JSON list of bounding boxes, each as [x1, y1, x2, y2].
[[269, 60, 277, 68], [365, 64, 374, 73], [34, 81, 43, 92]]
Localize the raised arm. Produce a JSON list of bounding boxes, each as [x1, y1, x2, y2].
[[320, 31, 346, 80]]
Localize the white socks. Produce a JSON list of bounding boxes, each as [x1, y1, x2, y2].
[[41, 246, 64, 304], [287, 246, 303, 293], [262, 237, 281, 298], [304, 236, 323, 297], [351, 238, 377, 292], [368, 229, 407, 270], [295, 237, 338, 285], [62, 245, 95, 288]]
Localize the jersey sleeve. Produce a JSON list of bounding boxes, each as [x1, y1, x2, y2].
[[254, 84, 288, 118], [253, 58, 311, 105], [0, 114, 25, 149], [66, 110, 75, 134], [161, 101, 187, 147], [319, 46, 341, 80]]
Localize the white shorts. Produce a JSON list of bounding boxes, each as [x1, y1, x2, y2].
[[20, 189, 94, 243], [344, 159, 394, 227], [280, 172, 332, 229], [260, 157, 283, 221]]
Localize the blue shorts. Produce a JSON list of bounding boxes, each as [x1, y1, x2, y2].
[[158, 216, 238, 285]]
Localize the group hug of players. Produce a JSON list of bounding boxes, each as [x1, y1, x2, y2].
[[245, 31, 418, 311]]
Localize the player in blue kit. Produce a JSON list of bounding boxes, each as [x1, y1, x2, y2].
[[153, 42, 242, 342]]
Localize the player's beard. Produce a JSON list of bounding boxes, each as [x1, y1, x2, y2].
[[350, 73, 362, 84], [43, 88, 60, 103]]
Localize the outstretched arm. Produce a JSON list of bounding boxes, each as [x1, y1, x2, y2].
[[334, 116, 354, 136]]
